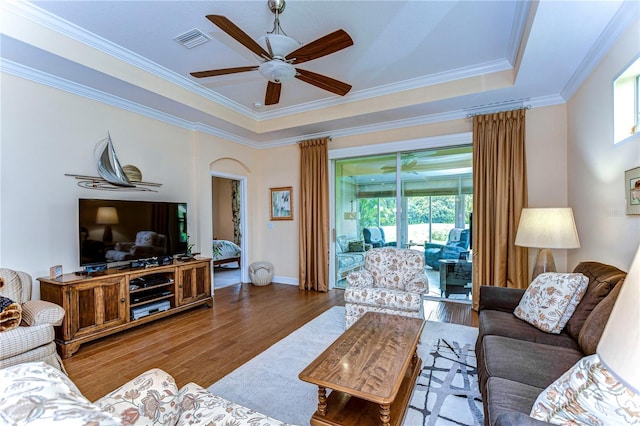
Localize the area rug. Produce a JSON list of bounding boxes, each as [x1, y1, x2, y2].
[[207, 306, 483, 425]]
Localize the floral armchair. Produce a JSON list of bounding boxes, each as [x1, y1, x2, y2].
[[344, 247, 428, 328]]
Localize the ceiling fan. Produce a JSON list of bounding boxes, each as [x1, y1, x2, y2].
[[381, 154, 421, 174], [190, 0, 354, 106]]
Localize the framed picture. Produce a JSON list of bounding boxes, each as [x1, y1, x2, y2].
[[49, 265, 63, 278], [270, 187, 293, 220], [625, 166, 640, 215]]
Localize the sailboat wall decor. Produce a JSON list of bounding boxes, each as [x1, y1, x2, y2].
[[96, 133, 134, 187], [66, 133, 162, 192]]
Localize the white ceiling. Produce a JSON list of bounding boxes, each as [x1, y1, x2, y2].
[[2, 0, 637, 147]]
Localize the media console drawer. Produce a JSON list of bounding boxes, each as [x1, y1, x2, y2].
[[39, 258, 212, 358]]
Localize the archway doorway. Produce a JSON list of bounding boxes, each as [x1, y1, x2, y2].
[[211, 173, 247, 289]]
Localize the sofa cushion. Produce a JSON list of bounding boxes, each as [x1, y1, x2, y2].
[[530, 354, 640, 424], [336, 235, 349, 253], [565, 261, 626, 341], [0, 341, 61, 371], [514, 272, 588, 334], [344, 287, 423, 311], [479, 335, 583, 392], [478, 310, 580, 350], [0, 362, 119, 425], [0, 323, 55, 359], [578, 281, 622, 355], [485, 377, 543, 426]]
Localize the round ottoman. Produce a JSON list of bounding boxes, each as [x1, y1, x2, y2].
[[249, 261, 274, 286]]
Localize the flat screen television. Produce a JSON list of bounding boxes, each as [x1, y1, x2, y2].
[[79, 199, 188, 266]]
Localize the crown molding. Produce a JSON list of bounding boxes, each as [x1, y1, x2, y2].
[[561, 0, 639, 101], [6, 0, 259, 120], [3, 58, 566, 150], [9, 0, 519, 124], [1, 59, 261, 148], [506, 0, 536, 67], [257, 59, 513, 120]]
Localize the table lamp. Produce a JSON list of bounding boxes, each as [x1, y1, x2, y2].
[[514, 208, 580, 281], [596, 246, 640, 394], [96, 206, 119, 243], [343, 200, 360, 220]]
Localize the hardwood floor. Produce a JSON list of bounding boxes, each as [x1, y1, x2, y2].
[[62, 283, 477, 401]]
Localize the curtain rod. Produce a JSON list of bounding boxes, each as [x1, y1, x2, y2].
[[466, 104, 531, 119]]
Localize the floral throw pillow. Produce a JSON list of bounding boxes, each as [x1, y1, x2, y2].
[[514, 272, 589, 334], [530, 354, 640, 424]]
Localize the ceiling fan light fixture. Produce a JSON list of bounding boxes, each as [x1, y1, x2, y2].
[[259, 60, 296, 83], [257, 34, 300, 58]]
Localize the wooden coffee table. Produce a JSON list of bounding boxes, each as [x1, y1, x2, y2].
[[299, 312, 425, 426]]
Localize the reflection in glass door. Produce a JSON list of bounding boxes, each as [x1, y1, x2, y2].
[[333, 146, 473, 301]]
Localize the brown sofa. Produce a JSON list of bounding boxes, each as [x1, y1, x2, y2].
[[476, 261, 627, 425]]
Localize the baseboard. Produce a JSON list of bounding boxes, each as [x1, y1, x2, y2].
[[273, 275, 298, 286]]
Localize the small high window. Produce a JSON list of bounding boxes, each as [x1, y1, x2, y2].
[[613, 56, 640, 144]]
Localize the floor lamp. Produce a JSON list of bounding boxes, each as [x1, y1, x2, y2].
[[515, 208, 580, 281]]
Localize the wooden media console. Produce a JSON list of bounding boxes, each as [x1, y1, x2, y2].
[[38, 258, 212, 358]]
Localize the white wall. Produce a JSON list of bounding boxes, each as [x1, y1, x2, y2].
[[567, 21, 640, 271], [1, 74, 196, 297]]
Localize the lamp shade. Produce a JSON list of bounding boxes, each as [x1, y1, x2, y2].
[[515, 208, 580, 249], [96, 207, 119, 225], [343, 211, 360, 220], [597, 246, 640, 393]]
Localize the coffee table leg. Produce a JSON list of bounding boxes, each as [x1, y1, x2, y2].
[[379, 403, 391, 426], [317, 386, 327, 416]]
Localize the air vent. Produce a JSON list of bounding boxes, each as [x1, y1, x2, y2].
[[173, 29, 211, 49]]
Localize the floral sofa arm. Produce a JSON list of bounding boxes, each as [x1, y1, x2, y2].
[[94, 368, 182, 424], [176, 383, 293, 426], [95, 368, 296, 426], [344, 286, 423, 312]]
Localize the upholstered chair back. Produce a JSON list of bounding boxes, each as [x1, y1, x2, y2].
[[446, 228, 471, 249], [363, 226, 386, 247], [364, 247, 426, 291], [0, 268, 33, 304]]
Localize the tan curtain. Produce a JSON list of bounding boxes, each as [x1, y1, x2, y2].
[[472, 109, 529, 310], [298, 137, 330, 292]]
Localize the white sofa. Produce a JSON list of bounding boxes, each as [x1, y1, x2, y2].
[[0, 362, 295, 425]]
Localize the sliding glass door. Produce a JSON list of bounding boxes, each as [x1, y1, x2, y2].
[[333, 146, 473, 298]]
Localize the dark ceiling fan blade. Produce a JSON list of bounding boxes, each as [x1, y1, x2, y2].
[[286, 29, 353, 64], [265, 81, 282, 105], [190, 66, 259, 78], [295, 68, 352, 96], [206, 15, 271, 59]]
